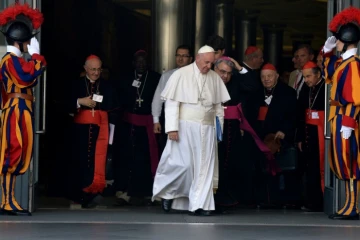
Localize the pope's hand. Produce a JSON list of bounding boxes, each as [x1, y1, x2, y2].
[[323, 36, 337, 53], [27, 37, 40, 56], [340, 126, 354, 139], [168, 131, 179, 141]]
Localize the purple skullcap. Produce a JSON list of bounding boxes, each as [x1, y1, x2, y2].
[[134, 49, 147, 57]]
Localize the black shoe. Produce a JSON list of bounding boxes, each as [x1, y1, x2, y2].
[[0, 209, 31, 216], [161, 199, 173, 212], [81, 194, 102, 209], [329, 213, 359, 220], [189, 209, 213, 216], [81, 201, 98, 209]]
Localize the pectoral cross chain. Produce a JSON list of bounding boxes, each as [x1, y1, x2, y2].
[[136, 97, 144, 107], [92, 108, 95, 117]]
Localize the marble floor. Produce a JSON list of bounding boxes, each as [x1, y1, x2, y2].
[[0, 206, 359, 240]]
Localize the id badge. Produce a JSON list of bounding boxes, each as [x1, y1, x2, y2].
[[92, 94, 103, 103], [132, 80, 141, 88], [311, 111, 319, 119], [264, 95, 273, 105]]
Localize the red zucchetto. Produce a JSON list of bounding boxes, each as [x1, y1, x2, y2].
[[302, 61, 318, 70], [261, 63, 277, 71], [86, 54, 100, 61], [245, 46, 260, 55]]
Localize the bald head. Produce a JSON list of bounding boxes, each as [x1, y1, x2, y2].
[[85, 57, 102, 67]]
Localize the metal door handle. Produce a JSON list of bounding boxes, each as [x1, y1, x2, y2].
[[324, 83, 330, 138], [36, 70, 46, 134]]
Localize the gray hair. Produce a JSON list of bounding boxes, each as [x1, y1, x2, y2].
[[214, 58, 234, 69]]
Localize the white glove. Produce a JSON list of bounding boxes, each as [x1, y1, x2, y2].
[[340, 126, 354, 139], [27, 37, 40, 56], [323, 36, 337, 53]]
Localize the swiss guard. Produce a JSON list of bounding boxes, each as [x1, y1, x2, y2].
[[323, 6, 360, 220], [0, 3, 46, 216]]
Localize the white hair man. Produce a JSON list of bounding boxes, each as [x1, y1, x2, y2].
[[152, 45, 230, 216]]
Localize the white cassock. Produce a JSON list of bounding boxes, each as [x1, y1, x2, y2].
[[152, 62, 230, 212]]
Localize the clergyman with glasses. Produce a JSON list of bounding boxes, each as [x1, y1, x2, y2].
[[151, 44, 193, 152], [67, 54, 119, 208], [212, 56, 246, 211]]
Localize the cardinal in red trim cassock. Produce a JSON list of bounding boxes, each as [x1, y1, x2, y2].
[[296, 61, 325, 212]]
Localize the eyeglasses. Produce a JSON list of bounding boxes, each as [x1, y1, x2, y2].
[[88, 68, 102, 72], [175, 54, 190, 58], [216, 67, 232, 76]]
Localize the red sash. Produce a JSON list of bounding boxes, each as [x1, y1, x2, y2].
[[123, 112, 159, 177], [305, 109, 325, 193], [224, 104, 279, 176], [258, 106, 268, 121], [74, 109, 109, 194]]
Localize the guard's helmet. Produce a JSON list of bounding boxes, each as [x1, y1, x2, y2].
[[335, 23, 360, 44], [3, 21, 34, 43], [0, 4, 43, 44]]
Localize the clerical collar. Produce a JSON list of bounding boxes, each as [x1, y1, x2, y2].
[[341, 48, 357, 60], [242, 62, 253, 70], [7, 46, 22, 57], [312, 77, 324, 89], [135, 70, 147, 79], [86, 75, 95, 83]]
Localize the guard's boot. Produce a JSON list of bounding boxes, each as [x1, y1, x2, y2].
[[0, 174, 31, 216], [329, 180, 359, 220]]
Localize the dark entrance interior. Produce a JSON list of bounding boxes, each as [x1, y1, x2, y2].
[[37, 0, 152, 207], [35, 0, 327, 208]]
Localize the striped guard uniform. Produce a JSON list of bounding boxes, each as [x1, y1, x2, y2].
[[0, 50, 46, 212], [324, 48, 360, 217]]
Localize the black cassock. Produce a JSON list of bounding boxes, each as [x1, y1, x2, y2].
[[113, 70, 161, 197], [233, 64, 262, 206], [248, 81, 299, 207], [67, 77, 119, 204], [296, 79, 325, 210], [215, 78, 244, 207]]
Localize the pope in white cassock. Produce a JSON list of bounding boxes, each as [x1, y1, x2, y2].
[[152, 45, 231, 216]]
